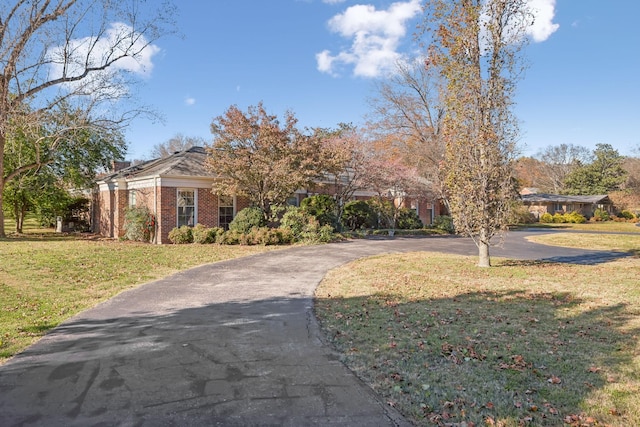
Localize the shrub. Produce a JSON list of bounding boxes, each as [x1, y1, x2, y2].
[[280, 206, 311, 237], [540, 212, 553, 223], [168, 226, 193, 244], [341, 200, 376, 230], [396, 208, 423, 230], [552, 213, 565, 223], [300, 194, 337, 227], [509, 205, 536, 224], [192, 224, 223, 244], [563, 211, 587, 224], [216, 229, 242, 245], [300, 222, 335, 243], [242, 227, 294, 245], [280, 206, 335, 243], [124, 206, 155, 242], [432, 215, 454, 233], [366, 198, 394, 229], [229, 207, 266, 234], [618, 210, 635, 220], [593, 208, 610, 221]]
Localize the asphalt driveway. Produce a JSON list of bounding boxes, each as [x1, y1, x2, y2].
[[0, 231, 630, 426]]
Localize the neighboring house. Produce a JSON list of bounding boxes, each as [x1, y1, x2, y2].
[[93, 147, 442, 243], [521, 193, 613, 220]]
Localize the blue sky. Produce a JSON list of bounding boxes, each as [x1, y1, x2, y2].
[[123, 0, 640, 160]]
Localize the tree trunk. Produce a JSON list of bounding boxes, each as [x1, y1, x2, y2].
[[0, 132, 5, 238], [477, 241, 491, 267], [17, 205, 26, 234], [477, 228, 491, 267]]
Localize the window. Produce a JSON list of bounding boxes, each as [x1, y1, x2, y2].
[[286, 196, 299, 207], [410, 200, 419, 215], [177, 189, 196, 227], [129, 190, 137, 208], [219, 196, 234, 230]]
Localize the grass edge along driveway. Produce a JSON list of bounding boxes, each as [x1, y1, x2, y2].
[[0, 237, 277, 364], [315, 233, 640, 426]]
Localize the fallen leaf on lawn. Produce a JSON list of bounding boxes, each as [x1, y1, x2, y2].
[[587, 366, 600, 373], [485, 416, 495, 426], [547, 375, 561, 384]]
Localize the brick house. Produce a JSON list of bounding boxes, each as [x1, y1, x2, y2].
[[93, 147, 442, 243], [521, 193, 613, 220]]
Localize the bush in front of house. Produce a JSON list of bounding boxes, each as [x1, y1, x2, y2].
[[168, 226, 193, 244], [300, 194, 337, 227], [509, 205, 537, 224], [563, 211, 587, 224], [192, 224, 223, 244], [432, 215, 454, 233], [540, 212, 553, 223], [617, 210, 635, 220], [124, 206, 155, 242], [280, 206, 335, 243], [341, 200, 376, 230], [396, 208, 423, 230], [592, 208, 611, 222], [229, 207, 266, 234], [242, 227, 295, 245]]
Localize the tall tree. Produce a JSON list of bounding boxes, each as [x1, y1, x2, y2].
[[151, 133, 207, 158], [206, 103, 329, 221], [535, 143, 591, 193], [367, 59, 445, 200], [564, 143, 627, 195], [424, 0, 531, 267], [0, 0, 175, 237]]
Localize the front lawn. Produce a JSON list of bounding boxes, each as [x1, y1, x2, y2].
[[315, 236, 640, 426]]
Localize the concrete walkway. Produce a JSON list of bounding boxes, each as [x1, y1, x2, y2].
[[0, 231, 630, 426]]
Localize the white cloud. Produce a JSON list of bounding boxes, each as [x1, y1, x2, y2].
[[316, 0, 422, 78], [185, 97, 196, 106], [47, 22, 161, 96], [526, 0, 559, 42]]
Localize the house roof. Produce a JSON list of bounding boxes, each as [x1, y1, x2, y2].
[[99, 146, 214, 182], [520, 193, 611, 204]]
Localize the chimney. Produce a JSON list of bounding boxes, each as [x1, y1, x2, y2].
[[111, 160, 131, 172]]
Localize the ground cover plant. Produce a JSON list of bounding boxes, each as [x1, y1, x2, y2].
[[0, 231, 277, 363], [315, 244, 640, 426]]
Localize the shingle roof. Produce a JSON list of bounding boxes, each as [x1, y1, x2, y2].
[[520, 193, 611, 204], [99, 146, 214, 182]]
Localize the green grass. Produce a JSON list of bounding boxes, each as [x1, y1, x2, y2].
[[519, 221, 640, 233], [315, 235, 640, 426], [0, 227, 278, 363], [527, 233, 640, 254]]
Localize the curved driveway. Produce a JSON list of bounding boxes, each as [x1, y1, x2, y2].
[[0, 231, 630, 426]]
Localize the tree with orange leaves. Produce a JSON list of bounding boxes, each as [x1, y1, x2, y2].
[[423, 0, 531, 267]]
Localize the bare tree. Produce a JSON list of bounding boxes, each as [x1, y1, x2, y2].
[[367, 59, 445, 199], [151, 133, 207, 158], [424, 0, 532, 267], [535, 143, 591, 193], [0, 0, 175, 237]]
